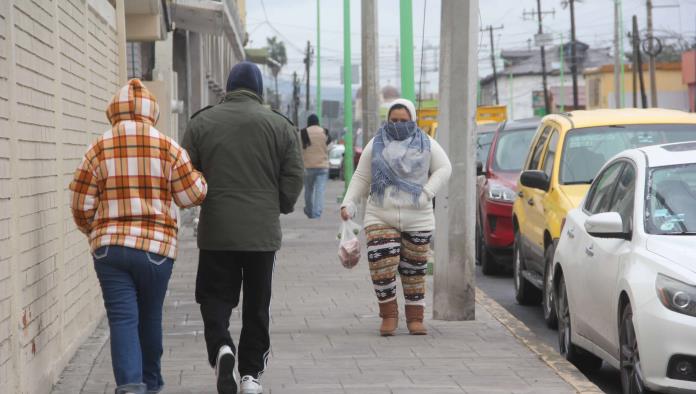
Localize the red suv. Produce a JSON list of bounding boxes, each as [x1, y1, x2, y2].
[[476, 118, 538, 275]]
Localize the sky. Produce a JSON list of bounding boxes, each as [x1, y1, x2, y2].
[[245, 0, 696, 93]]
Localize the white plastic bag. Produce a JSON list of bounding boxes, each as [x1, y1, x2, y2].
[[338, 219, 361, 269]]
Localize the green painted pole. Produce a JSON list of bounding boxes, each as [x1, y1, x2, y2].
[[343, 0, 353, 189], [560, 33, 565, 112], [618, 0, 625, 108], [399, 0, 415, 102], [316, 0, 322, 119]]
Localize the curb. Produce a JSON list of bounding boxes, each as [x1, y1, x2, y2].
[[475, 288, 604, 394]]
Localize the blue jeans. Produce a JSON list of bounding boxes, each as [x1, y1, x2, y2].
[[93, 245, 174, 394], [304, 168, 329, 218]]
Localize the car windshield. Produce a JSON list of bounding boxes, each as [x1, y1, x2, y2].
[[476, 132, 495, 170], [646, 163, 696, 235], [492, 128, 536, 172], [560, 124, 696, 185]]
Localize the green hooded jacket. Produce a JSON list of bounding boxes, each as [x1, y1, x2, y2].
[[182, 89, 304, 251]]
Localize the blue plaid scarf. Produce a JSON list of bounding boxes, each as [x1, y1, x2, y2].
[[370, 121, 431, 207]]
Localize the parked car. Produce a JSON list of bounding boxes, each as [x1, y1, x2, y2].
[[553, 141, 696, 393], [476, 118, 538, 275], [328, 144, 345, 179], [512, 109, 696, 328]]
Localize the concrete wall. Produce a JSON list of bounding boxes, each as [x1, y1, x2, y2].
[[0, 0, 119, 392]]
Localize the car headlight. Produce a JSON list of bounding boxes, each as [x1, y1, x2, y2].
[[488, 184, 516, 203], [656, 274, 696, 317]]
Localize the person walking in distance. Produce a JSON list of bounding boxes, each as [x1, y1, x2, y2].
[[300, 114, 332, 218], [340, 99, 451, 336], [69, 79, 208, 394], [182, 61, 304, 394]]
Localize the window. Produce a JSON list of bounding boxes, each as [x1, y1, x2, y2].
[[584, 162, 625, 215], [609, 164, 636, 233], [492, 128, 536, 172], [542, 131, 559, 178], [527, 127, 551, 170], [646, 163, 696, 234]]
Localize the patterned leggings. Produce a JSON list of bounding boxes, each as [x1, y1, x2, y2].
[[365, 225, 432, 306]]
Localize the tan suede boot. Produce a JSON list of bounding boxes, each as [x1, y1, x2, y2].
[[378, 300, 398, 336], [405, 305, 427, 335]]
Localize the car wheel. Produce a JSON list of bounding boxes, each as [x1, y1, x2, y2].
[[542, 244, 558, 328], [513, 231, 542, 305], [475, 219, 482, 266], [479, 219, 500, 275], [556, 275, 603, 372], [620, 303, 652, 394]]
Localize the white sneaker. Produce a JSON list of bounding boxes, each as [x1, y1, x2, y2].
[[215, 345, 238, 394], [239, 375, 263, 393]]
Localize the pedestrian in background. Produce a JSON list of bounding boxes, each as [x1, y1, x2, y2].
[[300, 113, 332, 218], [182, 61, 304, 394], [69, 79, 208, 394], [340, 99, 452, 336]]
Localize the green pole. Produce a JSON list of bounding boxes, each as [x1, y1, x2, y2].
[[508, 72, 514, 118], [316, 0, 322, 119], [560, 33, 565, 112], [343, 0, 353, 189], [399, 0, 415, 102], [618, 0, 625, 107]]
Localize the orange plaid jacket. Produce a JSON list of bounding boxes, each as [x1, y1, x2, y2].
[[69, 79, 207, 259]]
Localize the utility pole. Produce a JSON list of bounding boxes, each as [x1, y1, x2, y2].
[[433, 0, 478, 321], [317, 0, 322, 119], [524, 2, 553, 115], [631, 17, 638, 108], [634, 15, 648, 108], [304, 41, 313, 111], [482, 25, 504, 105], [537, 0, 550, 115], [400, 0, 416, 102], [614, 0, 622, 108], [361, 0, 380, 144], [343, 0, 354, 188], [559, 33, 565, 112], [646, 0, 658, 106], [568, 0, 579, 108], [292, 71, 300, 126]]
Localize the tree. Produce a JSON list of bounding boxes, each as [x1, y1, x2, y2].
[[267, 36, 287, 109]]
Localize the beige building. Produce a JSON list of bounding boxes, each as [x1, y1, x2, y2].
[[584, 63, 688, 110], [0, 1, 245, 393]]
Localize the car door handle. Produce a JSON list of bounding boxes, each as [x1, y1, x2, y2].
[[567, 228, 575, 239], [527, 198, 534, 206], [585, 245, 594, 257]]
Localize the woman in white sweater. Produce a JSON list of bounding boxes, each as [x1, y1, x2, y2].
[[340, 99, 452, 336]]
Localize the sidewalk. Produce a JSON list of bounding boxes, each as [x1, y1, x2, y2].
[[52, 180, 584, 394]]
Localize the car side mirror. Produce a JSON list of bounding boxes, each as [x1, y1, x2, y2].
[[520, 170, 550, 191], [584, 212, 630, 240], [476, 161, 485, 176]]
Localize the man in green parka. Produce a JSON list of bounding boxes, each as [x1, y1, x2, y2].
[[181, 61, 303, 394]]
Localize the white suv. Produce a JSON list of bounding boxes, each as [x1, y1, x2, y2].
[[553, 141, 696, 393]]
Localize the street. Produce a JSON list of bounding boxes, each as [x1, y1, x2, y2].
[[475, 267, 622, 394]]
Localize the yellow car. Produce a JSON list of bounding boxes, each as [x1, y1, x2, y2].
[[512, 109, 696, 328]]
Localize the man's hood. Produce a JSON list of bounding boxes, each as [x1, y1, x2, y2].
[[105, 79, 160, 126]]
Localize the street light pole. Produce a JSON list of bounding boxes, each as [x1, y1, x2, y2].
[[400, 0, 416, 102], [433, 0, 478, 321], [361, 0, 380, 144], [343, 0, 354, 188], [317, 0, 322, 119]]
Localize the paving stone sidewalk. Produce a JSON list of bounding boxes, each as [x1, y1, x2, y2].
[[52, 180, 577, 393]]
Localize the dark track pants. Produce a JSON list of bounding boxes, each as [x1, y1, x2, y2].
[[195, 250, 275, 379]]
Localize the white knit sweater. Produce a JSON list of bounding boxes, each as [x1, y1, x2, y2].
[[341, 136, 452, 232]]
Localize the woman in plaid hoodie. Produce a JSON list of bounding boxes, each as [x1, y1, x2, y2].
[[69, 79, 207, 394]]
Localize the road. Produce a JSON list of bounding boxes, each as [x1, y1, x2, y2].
[[475, 267, 623, 394]]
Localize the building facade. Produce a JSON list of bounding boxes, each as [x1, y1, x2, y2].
[[0, 1, 246, 393]]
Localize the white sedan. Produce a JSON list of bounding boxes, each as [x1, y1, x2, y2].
[[553, 141, 696, 394]]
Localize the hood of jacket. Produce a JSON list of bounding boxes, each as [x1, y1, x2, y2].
[[106, 79, 160, 126]]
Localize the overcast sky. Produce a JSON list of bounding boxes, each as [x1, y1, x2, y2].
[[246, 0, 696, 91]]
